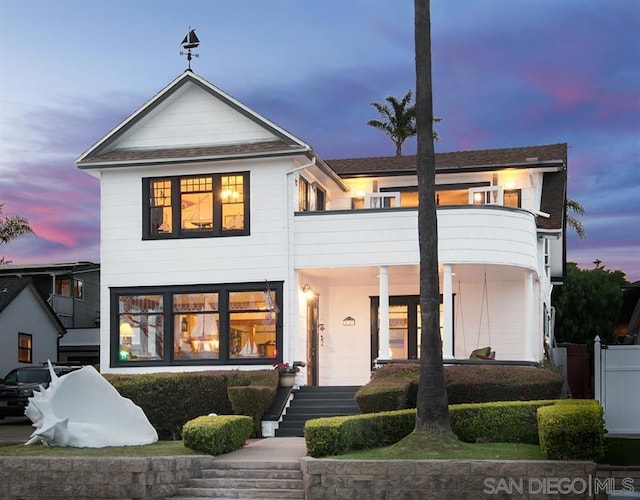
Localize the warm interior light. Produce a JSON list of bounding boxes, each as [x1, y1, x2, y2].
[[302, 284, 314, 300], [473, 192, 484, 203], [119, 322, 134, 339], [355, 190, 366, 199], [505, 181, 517, 190]]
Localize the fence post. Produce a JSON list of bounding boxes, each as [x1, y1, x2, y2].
[[594, 336, 602, 403]]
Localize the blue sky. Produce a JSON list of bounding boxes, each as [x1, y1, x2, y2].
[[0, 0, 638, 281]]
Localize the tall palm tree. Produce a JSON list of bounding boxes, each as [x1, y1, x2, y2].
[[566, 199, 586, 240], [368, 90, 416, 156], [0, 203, 35, 264], [368, 91, 442, 156], [413, 0, 454, 436]]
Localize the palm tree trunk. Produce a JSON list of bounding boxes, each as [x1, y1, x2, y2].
[[414, 0, 454, 435]]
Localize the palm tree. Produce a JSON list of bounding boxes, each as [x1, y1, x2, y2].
[[413, 0, 455, 437], [0, 203, 35, 264], [368, 91, 442, 156], [566, 199, 586, 240]]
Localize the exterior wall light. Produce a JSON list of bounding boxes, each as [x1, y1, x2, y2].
[[302, 284, 315, 301]]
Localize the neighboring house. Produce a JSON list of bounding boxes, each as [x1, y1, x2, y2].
[[0, 262, 100, 365], [615, 281, 640, 343], [75, 70, 567, 386], [0, 277, 65, 377]]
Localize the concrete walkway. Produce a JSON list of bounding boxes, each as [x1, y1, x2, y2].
[[215, 437, 308, 462]]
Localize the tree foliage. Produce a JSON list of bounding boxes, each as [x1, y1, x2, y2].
[[566, 199, 586, 240], [368, 90, 442, 156], [0, 203, 35, 264], [552, 262, 628, 344]]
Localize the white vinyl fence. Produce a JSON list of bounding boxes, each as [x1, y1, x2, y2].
[[594, 336, 640, 435]]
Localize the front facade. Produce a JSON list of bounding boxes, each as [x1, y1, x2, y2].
[[76, 71, 566, 386]]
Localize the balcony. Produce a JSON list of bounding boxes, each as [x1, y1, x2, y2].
[[293, 204, 538, 271]]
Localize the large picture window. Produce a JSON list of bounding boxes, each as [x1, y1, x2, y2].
[[143, 172, 249, 239], [111, 282, 282, 367]]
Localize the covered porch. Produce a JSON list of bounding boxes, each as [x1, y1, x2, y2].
[[295, 263, 544, 386]]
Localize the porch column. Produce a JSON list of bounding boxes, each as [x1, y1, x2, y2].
[[524, 270, 535, 361], [378, 266, 390, 360], [442, 264, 454, 358]]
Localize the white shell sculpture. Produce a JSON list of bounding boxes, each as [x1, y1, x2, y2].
[[25, 362, 158, 447]]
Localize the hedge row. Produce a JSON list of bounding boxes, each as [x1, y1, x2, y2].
[[356, 363, 564, 413], [305, 399, 604, 460], [106, 369, 278, 439]]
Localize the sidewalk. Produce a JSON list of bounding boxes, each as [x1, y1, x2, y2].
[[215, 437, 308, 462]]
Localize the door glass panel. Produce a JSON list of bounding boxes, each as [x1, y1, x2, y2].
[[389, 305, 408, 359]]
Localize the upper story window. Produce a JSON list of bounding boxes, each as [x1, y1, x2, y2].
[[56, 277, 83, 300], [503, 189, 522, 208], [143, 172, 249, 239], [299, 176, 310, 211]]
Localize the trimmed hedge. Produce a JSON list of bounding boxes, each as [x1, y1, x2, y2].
[[105, 370, 277, 439], [228, 385, 277, 437], [537, 399, 605, 460], [356, 363, 564, 412], [182, 415, 253, 456], [305, 399, 600, 458]]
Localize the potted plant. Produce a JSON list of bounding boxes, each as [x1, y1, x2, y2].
[[273, 362, 299, 387]]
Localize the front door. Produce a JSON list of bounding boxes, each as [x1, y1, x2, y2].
[[306, 296, 319, 385]]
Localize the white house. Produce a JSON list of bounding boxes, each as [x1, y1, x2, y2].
[[76, 70, 567, 386]]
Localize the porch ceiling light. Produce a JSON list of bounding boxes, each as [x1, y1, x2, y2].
[[302, 284, 314, 301]]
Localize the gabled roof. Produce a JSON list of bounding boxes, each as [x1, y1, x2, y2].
[[0, 277, 66, 334], [326, 143, 567, 176], [76, 71, 312, 167], [0, 261, 99, 277]]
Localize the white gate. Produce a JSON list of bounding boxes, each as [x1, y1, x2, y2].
[[594, 336, 640, 434]]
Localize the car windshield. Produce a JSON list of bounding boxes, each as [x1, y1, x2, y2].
[[3, 369, 49, 384]]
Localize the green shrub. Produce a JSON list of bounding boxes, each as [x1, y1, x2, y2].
[[450, 400, 558, 444], [305, 410, 415, 457], [228, 385, 276, 437], [106, 370, 277, 440], [356, 363, 564, 412], [537, 399, 605, 460], [182, 415, 253, 455]]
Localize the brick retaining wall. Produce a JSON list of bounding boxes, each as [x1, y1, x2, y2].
[[300, 458, 597, 499], [0, 455, 217, 499]]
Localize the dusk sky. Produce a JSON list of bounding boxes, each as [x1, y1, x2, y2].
[[0, 1, 638, 281]]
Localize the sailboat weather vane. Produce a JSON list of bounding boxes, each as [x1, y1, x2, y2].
[[180, 27, 200, 71]]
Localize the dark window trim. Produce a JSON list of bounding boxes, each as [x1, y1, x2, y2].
[[299, 176, 310, 212], [110, 281, 283, 368], [18, 332, 33, 363], [142, 172, 250, 240], [369, 294, 453, 368], [380, 182, 490, 193], [504, 188, 522, 208]]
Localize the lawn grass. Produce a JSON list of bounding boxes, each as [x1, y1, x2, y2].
[[600, 437, 640, 466], [0, 440, 198, 457]]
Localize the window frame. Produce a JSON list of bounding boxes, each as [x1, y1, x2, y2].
[[299, 176, 310, 212], [110, 282, 283, 368], [18, 332, 32, 363], [142, 172, 250, 239]]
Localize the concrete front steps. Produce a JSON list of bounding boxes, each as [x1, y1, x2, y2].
[[275, 385, 361, 437], [169, 461, 304, 499]]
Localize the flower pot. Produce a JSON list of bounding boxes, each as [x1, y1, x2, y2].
[[279, 373, 296, 387]]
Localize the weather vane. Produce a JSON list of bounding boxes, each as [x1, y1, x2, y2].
[[180, 27, 200, 71]]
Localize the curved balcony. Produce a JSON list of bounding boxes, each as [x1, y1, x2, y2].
[[293, 205, 538, 271]]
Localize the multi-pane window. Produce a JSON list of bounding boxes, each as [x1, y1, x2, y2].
[[144, 172, 249, 238], [112, 282, 282, 367], [221, 175, 245, 230], [18, 333, 32, 363], [503, 189, 522, 208]]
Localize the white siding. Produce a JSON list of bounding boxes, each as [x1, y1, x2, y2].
[[112, 82, 276, 150]]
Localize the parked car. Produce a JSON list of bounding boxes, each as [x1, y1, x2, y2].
[[0, 364, 82, 418]]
